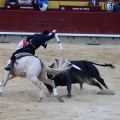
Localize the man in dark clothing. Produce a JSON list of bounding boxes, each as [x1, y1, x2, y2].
[[4, 29, 56, 71]]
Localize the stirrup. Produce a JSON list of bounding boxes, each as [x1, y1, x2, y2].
[[4, 65, 13, 71]]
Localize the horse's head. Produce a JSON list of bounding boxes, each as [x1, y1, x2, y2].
[[16, 39, 27, 50]]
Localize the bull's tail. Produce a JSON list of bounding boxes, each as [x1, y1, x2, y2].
[[41, 59, 70, 75], [89, 61, 115, 69]]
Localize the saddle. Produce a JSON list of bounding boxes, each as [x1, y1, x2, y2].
[[15, 52, 33, 59]]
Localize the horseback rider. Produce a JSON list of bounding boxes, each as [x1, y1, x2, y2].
[[4, 29, 56, 71]]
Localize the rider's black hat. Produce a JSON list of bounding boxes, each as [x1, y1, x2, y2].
[[42, 30, 49, 35]]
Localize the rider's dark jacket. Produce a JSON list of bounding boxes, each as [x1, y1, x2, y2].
[[26, 32, 55, 49], [10, 32, 55, 60]]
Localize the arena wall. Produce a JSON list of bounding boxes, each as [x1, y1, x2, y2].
[[0, 10, 120, 34]]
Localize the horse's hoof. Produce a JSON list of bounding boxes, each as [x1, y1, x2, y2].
[[0, 82, 2, 87], [38, 97, 43, 102], [0, 86, 5, 94], [56, 95, 64, 102], [48, 90, 53, 95]]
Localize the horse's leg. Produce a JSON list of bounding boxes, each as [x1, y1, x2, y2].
[[39, 71, 64, 102], [0, 71, 15, 93], [37, 64, 64, 102], [42, 78, 64, 102], [28, 76, 44, 102]]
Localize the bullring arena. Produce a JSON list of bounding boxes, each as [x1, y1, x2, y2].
[[0, 38, 120, 120]]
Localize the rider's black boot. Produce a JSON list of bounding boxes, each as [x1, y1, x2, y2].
[[4, 60, 15, 71]]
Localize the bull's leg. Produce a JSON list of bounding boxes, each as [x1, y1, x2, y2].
[[0, 71, 15, 94], [95, 76, 108, 89], [80, 83, 83, 90], [86, 78, 104, 90], [75, 76, 84, 90], [66, 73, 72, 98], [67, 82, 72, 98], [44, 83, 53, 94], [28, 76, 44, 102]]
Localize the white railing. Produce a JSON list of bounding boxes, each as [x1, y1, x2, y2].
[[0, 32, 120, 38]]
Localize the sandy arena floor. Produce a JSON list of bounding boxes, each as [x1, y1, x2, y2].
[[0, 42, 120, 120]]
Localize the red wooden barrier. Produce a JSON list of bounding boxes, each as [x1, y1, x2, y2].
[[0, 10, 120, 34]]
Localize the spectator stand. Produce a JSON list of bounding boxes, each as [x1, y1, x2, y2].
[[113, 1, 120, 12], [0, 0, 6, 9], [5, 0, 39, 10], [2, 0, 119, 12]]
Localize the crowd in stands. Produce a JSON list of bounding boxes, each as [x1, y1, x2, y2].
[[0, 0, 120, 12], [0, 0, 48, 11]]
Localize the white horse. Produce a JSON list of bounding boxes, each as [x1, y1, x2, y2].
[[0, 39, 69, 102]]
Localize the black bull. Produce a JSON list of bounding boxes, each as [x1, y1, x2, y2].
[[45, 60, 115, 98]]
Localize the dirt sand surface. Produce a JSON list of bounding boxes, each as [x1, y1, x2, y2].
[[0, 43, 120, 120]]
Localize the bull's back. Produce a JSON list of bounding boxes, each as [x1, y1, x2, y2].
[[70, 60, 100, 77]]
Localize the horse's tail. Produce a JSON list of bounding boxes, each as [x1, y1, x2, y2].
[[89, 61, 115, 69], [41, 59, 70, 75]]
